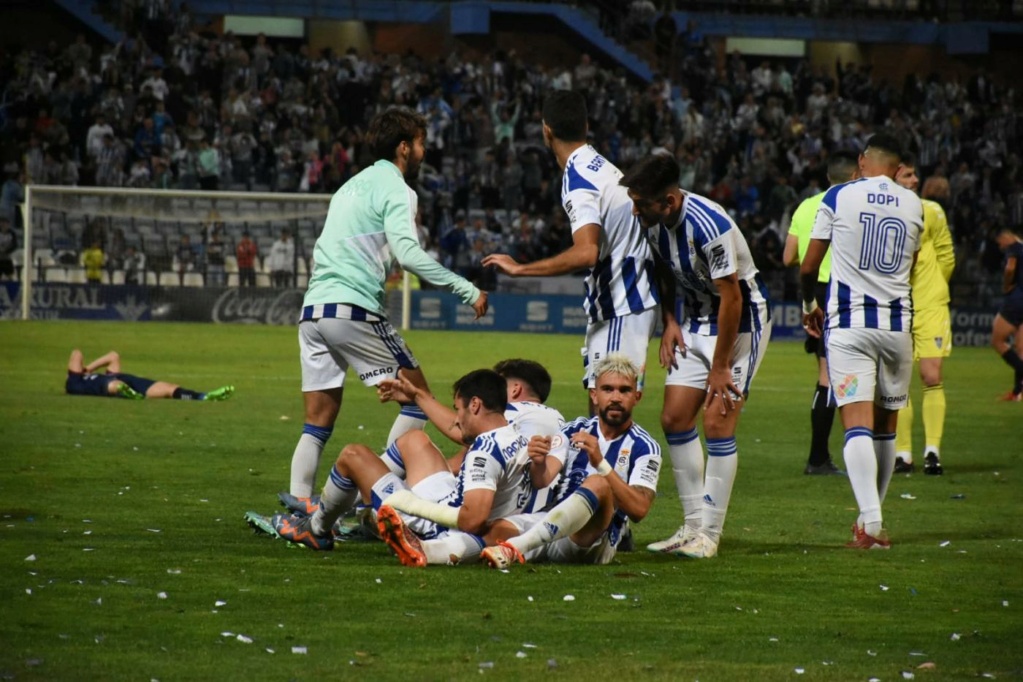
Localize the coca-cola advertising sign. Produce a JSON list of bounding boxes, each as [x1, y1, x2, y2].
[[211, 288, 304, 325]]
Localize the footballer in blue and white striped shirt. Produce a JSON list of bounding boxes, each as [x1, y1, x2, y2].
[[619, 153, 773, 560], [801, 131, 924, 550], [483, 91, 659, 402]]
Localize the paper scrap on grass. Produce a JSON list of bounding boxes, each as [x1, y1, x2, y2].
[[940, 541, 951, 547], [265, 648, 275, 654], [611, 594, 627, 601], [1003, 600, 1009, 607], [221, 632, 234, 638], [25, 554, 36, 562], [902, 672, 915, 679], [917, 662, 936, 670], [880, 585, 890, 591], [900, 493, 916, 500], [236, 634, 253, 644], [167, 569, 181, 575], [794, 668, 805, 674], [516, 652, 527, 659], [291, 646, 307, 655], [478, 662, 494, 669], [563, 595, 575, 602], [215, 600, 227, 607], [951, 633, 961, 641], [522, 643, 537, 649], [157, 592, 167, 600]]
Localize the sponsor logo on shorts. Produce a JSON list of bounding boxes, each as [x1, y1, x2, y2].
[[835, 375, 859, 399], [935, 337, 943, 349], [881, 394, 907, 404], [359, 366, 395, 381]]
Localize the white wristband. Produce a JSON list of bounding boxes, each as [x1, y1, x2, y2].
[[802, 299, 819, 316], [596, 459, 613, 477]]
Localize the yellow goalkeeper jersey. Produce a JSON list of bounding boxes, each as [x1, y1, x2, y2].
[[788, 191, 831, 283], [910, 198, 955, 310]]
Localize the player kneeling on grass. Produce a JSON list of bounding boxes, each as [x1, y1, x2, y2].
[[479, 354, 661, 568], [270, 369, 537, 561], [65, 349, 234, 401]]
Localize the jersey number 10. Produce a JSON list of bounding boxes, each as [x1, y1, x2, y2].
[[858, 212, 907, 274]]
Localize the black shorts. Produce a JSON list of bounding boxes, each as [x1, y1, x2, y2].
[[999, 294, 1023, 327], [804, 282, 829, 357]]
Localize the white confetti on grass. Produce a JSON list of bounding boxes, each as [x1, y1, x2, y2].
[[611, 594, 627, 600], [940, 541, 951, 547], [265, 648, 275, 654], [25, 554, 36, 562], [215, 600, 227, 607], [522, 643, 537, 649], [794, 668, 805, 674], [563, 595, 575, 602], [902, 672, 915, 679], [167, 569, 181, 575], [221, 632, 234, 638], [951, 633, 961, 641], [157, 592, 167, 600], [515, 651, 527, 659], [291, 646, 307, 655], [236, 634, 253, 644], [880, 585, 890, 591], [900, 493, 916, 500]]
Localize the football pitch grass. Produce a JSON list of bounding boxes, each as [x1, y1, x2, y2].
[[1, 320, 1020, 681]]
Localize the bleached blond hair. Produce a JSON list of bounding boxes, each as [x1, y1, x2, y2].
[[592, 352, 639, 384]]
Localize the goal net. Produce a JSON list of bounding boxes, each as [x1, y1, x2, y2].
[[13, 185, 332, 322]]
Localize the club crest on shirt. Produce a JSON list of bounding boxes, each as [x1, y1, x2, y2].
[[835, 375, 859, 399]]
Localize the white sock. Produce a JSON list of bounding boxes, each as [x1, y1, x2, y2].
[[702, 438, 738, 544], [666, 428, 705, 531], [290, 424, 333, 497], [421, 532, 485, 565], [386, 404, 427, 447], [310, 465, 358, 536], [844, 427, 882, 536], [507, 487, 600, 555], [380, 441, 406, 477], [874, 433, 896, 505], [895, 450, 912, 464]]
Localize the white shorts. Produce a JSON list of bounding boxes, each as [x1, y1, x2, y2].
[[299, 313, 419, 392], [398, 470, 458, 540], [825, 328, 912, 409], [665, 320, 772, 397], [503, 512, 617, 565], [583, 309, 657, 390]]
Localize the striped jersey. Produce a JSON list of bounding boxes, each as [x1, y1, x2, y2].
[[561, 145, 659, 323], [647, 191, 770, 335], [452, 423, 532, 522], [545, 416, 661, 545], [305, 159, 479, 317], [811, 176, 923, 331], [505, 401, 566, 514]]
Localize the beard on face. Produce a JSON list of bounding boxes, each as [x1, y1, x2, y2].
[[599, 402, 630, 427]]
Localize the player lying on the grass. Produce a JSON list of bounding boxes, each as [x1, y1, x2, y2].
[[274, 358, 565, 523], [270, 369, 536, 558], [65, 349, 234, 401], [373, 354, 659, 567]]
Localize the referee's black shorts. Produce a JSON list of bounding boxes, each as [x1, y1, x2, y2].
[[805, 281, 828, 357]]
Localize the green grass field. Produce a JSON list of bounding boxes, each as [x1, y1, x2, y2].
[[1, 321, 1020, 681]]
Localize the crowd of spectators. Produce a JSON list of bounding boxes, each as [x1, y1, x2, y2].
[[0, 0, 1019, 300]]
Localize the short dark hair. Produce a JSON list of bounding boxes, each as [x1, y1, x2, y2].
[[493, 359, 553, 403], [453, 369, 507, 413], [864, 132, 902, 161], [898, 151, 917, 169], [618, 153, 679, 198], [827, 151, 859, 185], [366, 107, 427, 163], [542, 90, 588, 143]]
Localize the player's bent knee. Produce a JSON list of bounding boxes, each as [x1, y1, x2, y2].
[[338, 443, 374, 471], [582, 474, 611, 500]]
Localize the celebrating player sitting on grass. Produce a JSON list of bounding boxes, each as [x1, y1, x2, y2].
[[479, 354, 661, 568], [374, 354, 659, 567], [269, 369, 534, 559], [65, 349, 234, 401]]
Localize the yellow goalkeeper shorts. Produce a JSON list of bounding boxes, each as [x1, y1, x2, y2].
[[913, 305, 952, 360]]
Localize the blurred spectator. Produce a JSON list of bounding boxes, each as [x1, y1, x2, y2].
[[205, 227, 227, 286], [82, 239, 105, 284], [175, 234, 196, 284], [267, 228, 294, 287], [235, 230, 258, 287], [0, 216, 16, 280], [123, 245, 145, 285]]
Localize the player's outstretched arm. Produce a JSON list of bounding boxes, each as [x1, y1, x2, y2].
[[378, 375, 464, 445], [85, 351, 121, 374], [482, 224, 599, 277]]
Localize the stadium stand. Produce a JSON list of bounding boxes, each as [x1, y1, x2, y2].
[[0, 0, 1020, 302]]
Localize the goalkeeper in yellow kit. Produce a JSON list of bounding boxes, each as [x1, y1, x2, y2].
[[893, 157, 955, 475]]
